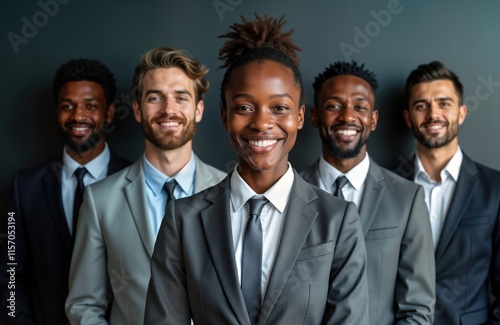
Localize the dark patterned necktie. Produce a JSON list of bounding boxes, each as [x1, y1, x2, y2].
[[163, 180, 177, 212], [72, 167, 87, 236]]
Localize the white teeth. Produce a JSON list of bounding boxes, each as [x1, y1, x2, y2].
[[429, 125, 442, 130], [160, 122, 179, 127], [336, 129, 357, 136], [73, 127, 89, 132], [248, 139, 277, 148]]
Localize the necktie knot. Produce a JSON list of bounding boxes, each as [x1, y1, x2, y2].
[[248, 197, 268, 218], [163, 180, 177, 202], [333, 176, 349, 199], [74, 167, 87, 191]]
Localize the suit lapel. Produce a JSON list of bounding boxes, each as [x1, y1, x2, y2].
[[435, 156, 479, 259], [259, 174, 319, 325], [193, 154, 215, 192], [358, 160, 385, 237], [42, 160, 73, 252], [200, 177, 251, 324], [124, 160, 156, 257]]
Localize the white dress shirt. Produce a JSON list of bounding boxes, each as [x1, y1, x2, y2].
[[414, 148, 463, 249], [230, 163, 294, 301], [61, 143, 110, 236], [317, 153, 371, 208]]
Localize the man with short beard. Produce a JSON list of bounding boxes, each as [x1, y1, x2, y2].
[[398, 61, 500, 325], [65, 47, 226, 325], [0, 59, 131, 325], [300, 61, 436, 325]]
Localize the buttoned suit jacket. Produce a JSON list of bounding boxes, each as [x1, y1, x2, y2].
[[144, 170, 369, 325], [300, 158, 436, 324], [65, 154, 226, 325], [0, 151, 130, 325], [396, 153, 500, 325]]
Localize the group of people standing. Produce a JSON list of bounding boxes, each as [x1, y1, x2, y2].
[[1, 13, 499, 325]]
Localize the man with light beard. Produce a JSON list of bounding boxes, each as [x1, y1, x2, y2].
[[398, 61, 500, 325], [0, 59, 131, 325], [65, 47, 226, 325], [300, 61, 436, 324]]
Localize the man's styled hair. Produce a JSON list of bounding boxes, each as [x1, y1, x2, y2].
[[53, 58, 116, 107], [313, 61, 378, 108], [131, 47, 209, 103], [218, 13, 304, 106], [405, 60, 464, 105]]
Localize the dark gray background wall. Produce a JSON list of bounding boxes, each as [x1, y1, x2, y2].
[[1, 0, 499, 211]]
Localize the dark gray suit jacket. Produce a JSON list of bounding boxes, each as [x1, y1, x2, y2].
[[396, 153, 500, 325], [301, 158, 435, 325], [145, 171, 369, 325]]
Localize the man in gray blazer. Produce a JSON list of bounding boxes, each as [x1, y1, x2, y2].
[[300, 61, 436, 324], [65, 47, 226, 324]]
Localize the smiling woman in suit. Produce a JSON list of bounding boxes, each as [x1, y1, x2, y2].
[[145, 14, 369, 325]]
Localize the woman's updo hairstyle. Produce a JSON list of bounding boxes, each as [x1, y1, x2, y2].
[[218, 13, 304, 107]]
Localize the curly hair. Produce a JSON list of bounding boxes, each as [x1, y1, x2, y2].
[[405, 61, 463, 105], [313, 61, 378, 108], [218, 13, 304, 106], [131, 47, 209, 103], [53, 58, 116, 107]]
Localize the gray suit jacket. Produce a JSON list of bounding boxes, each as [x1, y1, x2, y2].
[[145, 170, 369, 325], [65, 154, 226, 325], [300, 158, 435, 325]]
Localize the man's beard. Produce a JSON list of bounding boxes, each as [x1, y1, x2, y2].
[[412, 119, 458, 149], [61, 122, 106, 154], [142, 114, 196, 150], [321, 124, 367, 159]]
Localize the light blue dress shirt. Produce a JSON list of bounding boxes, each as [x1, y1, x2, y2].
[[143, 153, 196, 238], [61, 143, 110, 236]]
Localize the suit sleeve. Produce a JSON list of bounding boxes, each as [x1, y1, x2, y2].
[[65, 187, 110, 325], [395, 186, 436, 324], [323, 202, 369, 324], [0, 173, 37, 324]]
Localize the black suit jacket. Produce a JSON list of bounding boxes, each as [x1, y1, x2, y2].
[[0, 151, 130, 325], [397, 153, 500, 325]]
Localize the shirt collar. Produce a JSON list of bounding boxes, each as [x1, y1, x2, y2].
[[62, 143, 110, 179], [415, 147, 463, 183], [230, 162, 294, 214], [318, 153, 370, 191], [142, 152, 196, 196]]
